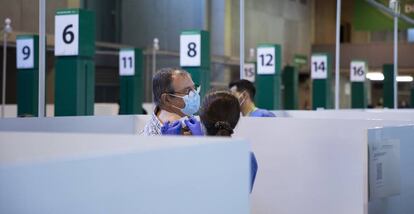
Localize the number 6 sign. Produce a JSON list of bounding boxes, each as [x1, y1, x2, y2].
[[55, 11, 79, 56], [180, 32, 201, 67]]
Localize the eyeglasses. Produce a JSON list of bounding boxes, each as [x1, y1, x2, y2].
[[172, 84, 201, 96]]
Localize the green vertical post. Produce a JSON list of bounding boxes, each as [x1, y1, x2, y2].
[[383, 64, 394, 108], [255, 44, 282, 110], [119, 48, 143, 114], [282, 65, 298, 110], [16, 35, 39, 117], [350, 60, 368, 109], [54, 9, 95, 116], [180, 30, 210, 98], [311, 53, 332, 110]]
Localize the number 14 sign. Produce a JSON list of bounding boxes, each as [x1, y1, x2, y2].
[[311, 54, 328, 79]]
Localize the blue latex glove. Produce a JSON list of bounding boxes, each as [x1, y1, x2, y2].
[[161, 121, 182, 135], [184, 117, 204, 136]]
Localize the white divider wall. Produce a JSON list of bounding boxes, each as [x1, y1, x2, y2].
[[0, 132, 250, 214], [234, 117, 413, 214], [272, 110, 414, 121], [0, 115, 151, 134], [367, 125, 414, 214]]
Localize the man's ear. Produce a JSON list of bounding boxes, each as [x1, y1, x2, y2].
[[160, 93, 170, 106]]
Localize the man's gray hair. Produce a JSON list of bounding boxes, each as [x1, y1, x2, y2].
[[152, 68, 189, 107]]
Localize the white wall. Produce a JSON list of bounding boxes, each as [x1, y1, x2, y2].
[[0, 132, 250, 214], [367, 125, 414, 214], [234, 117, 413, 214]]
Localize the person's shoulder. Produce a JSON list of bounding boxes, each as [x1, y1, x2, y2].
[[250, 108, 276, 117]]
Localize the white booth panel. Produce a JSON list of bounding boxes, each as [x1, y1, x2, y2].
[[367, 125, 414, 214], [273, 110, 414, 121], [234, 117, 413, 214], [0, 132, 250, 214], [0, 115, 151, 134]]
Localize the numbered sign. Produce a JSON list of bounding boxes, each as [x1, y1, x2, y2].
[[16, 37, 34, 69], [243, 63, 256, 82], [55, 13, 79, 56], [180, 34, 201, 66], [311, 55, 328, 79], [257, 46, 275, 75], [119, 49, 135, 76], [350, 61, 366, 82]]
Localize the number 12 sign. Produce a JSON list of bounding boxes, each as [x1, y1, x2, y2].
[[54, 12, 79, 56], [311, 54, 328, 79], [257, 46, 276, 75]]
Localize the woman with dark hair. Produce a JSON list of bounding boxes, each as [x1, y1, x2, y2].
[[199, 91, 241, 136], [161, 90, 258, 193]]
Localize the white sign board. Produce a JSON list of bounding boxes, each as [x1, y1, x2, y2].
[[119, 50, 135, 76], [350, 61, 366, 82], [16, 38, 34, 69], [180, 34, 201, 67], [54, 14, 79, 56], [369, 139, 401, 200], [311, 55, 328, 79], [257, 47, 275, 75], [243, 63, 255, 82]]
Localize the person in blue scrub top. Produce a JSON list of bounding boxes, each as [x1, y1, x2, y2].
[[161, 90, 258, 193], [229, 79, 275, 117]]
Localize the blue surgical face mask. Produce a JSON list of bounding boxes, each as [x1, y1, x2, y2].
[[169, 89, 200, 116]]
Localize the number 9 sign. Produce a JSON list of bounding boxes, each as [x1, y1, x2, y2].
[[180, 33, 201, 67], [55, 13, 79, 56], [16, 37, 34, 69]]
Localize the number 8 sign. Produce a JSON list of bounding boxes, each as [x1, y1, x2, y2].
[[180, 33, 201, 67], [55, 13, 79, 56]]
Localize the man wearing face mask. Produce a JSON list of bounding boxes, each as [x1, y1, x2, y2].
[[229, 79, 275, 117], [140, 68, 202, 136]]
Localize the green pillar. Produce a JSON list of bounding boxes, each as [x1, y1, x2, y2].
[[350, 60, 368, 109], [383, 64, 394, 108], [255, 44, 282, 110], [311, 53, 332, 110], [16, 35, 39, 117], [282, 65, 298, 110], [54, 9, 95, 116], [180, 30, 210, 98], [119, 48, 143, 114]]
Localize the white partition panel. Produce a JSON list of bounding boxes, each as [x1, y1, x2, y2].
[[0, 115, 151, 134], [272, 110, 414, 121], [234, 117, 413, 214], [367, 125, 414, 214], [0, 132, 250, 214]]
